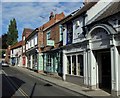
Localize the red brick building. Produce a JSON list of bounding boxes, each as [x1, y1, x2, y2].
[[25, 12, 65, 74], [22, 28, 33, 67]]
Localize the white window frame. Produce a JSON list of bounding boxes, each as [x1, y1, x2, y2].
[[66, 53, 84, 77]]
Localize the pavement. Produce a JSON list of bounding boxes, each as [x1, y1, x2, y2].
[[12, 66, 116, 98]]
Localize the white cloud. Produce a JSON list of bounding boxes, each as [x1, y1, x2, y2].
[[2, 0, 83, 2], [2, 2, 83, 41], [0, 2, 2, 35]]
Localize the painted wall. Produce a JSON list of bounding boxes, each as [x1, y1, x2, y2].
[[63, 25, 67, 46], [90, 28, 110, 50], [73, 17, 85, 43], [27, 33, 38, 50], [86, 0, 112, 24]]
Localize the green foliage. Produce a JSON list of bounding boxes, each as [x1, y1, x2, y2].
[[0, 49, 6, 58], [6, 18, 18, 46], [2, 34, 8, 49]]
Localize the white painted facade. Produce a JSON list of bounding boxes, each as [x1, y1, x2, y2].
[[11, 46, 22, 67], [26, 33, 38, 70], [86, 0, 113, 25], [62, 1, 120, 96], [26, 34, 38, 50], [72, 17, 85, 43]]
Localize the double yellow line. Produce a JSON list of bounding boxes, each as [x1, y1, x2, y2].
[[2, 70, 29, 98]]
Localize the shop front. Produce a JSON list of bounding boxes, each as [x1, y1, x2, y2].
[[26, 48, 38, 70], [63, 42, 87, 86], [43, 50, 63, 76], [86, 24, 120, 96]]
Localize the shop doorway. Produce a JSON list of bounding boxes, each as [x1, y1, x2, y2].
[[98, 50, 111, 93]]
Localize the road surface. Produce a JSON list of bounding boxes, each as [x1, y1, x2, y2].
[[2, 66, 88, 97]]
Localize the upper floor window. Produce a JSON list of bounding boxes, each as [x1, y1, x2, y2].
[[67, 22, 73, 44], [35, 34, 38, 45], [31, 38, 34, 47], [47, 31, 51, 40], [59, 25, 63, 41], [30, 40, 32, 48]]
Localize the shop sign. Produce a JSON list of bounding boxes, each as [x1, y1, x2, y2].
[[47, 40, 54, 46]]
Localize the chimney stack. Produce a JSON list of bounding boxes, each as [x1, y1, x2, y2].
[[49, 12, 54, 20]]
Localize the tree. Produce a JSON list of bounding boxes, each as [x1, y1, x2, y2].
[[0, 49, 6, 58], [6, 18, 18, 46], [2, 33, 8, 49]]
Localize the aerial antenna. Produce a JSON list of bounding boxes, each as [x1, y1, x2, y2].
[[39, 15, 45, 19]]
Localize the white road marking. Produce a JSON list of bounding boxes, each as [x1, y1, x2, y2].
[[2, 70, 29, 98]]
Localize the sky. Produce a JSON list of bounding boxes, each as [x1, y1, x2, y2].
[[1, 0, 83, 41]]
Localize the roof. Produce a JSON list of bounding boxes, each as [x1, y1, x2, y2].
[[10, 41, 22, 50], [39, 12, 65, 31], [94, 1, 120, 22], [62, 2, 97, 24], [22, 28, 33, 38], [26, 12, 65, 40], [73, 2, 97, 18]]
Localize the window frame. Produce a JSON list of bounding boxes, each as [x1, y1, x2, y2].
[[47, 30, 51, 40], [66, 54, 84, 77]]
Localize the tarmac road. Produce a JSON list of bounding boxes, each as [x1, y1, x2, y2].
[[2, 66, 88, 97]]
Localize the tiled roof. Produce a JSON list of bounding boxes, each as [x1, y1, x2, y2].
[[73, 2, 97, 18], [62, 2, 97, 24], [26, 12, 65, 40], [94, 1, 120, 22], [39, 12, 65, 31], [10, 41, 22, 49]]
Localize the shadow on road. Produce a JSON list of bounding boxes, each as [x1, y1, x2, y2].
[[2, 74, 25, 97]]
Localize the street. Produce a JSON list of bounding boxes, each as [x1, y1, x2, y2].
[[2, 66, 88, 97]]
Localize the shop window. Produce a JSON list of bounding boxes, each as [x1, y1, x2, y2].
[[72, 55, 76, 75], [46, 55, 51, 72], [67, 56, 71, 74], [78, 55, 84, 76]]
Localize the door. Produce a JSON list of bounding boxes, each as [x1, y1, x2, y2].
[[23, 57, 26, 65], [99, 51, 111, 93]]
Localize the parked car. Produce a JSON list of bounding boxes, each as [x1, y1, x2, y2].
[[1, 61, 9, 67]]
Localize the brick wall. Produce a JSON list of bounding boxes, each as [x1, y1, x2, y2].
[[38, 12, 65, 52]]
